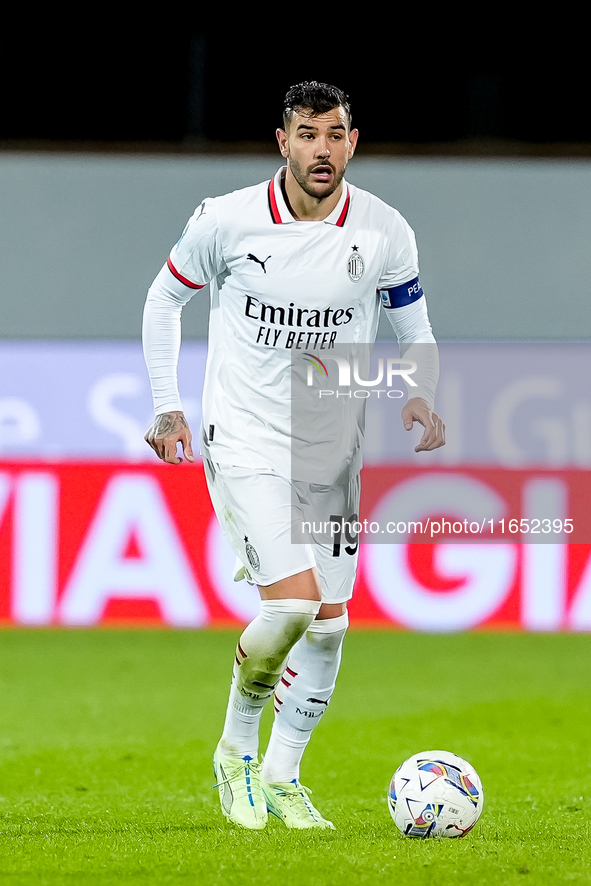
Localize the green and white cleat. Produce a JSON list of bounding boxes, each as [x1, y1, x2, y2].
[[213, 746, 267, 830], [262, 778, 335, 829]]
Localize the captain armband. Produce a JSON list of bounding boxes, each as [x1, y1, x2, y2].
[[379, 276, 424, 309]]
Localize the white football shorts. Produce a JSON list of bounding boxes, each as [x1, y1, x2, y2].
[[203, 456, 360, 604]]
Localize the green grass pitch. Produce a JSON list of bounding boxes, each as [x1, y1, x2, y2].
[[1, 629, 590, 885]]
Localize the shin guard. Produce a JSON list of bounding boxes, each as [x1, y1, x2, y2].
[[263, 612, 349, 782], [219, 598, 320, 758]]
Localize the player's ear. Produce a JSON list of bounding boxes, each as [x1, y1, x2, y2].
[[276, 128, 289, 157], [348, 128, 359, 159]]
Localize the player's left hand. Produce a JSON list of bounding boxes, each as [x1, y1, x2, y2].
[[402, 397, 445, 452]]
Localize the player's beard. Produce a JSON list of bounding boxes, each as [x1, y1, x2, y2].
[[288, 156, 346, 200]]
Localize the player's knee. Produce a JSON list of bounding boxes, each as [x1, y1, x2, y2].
[[258, 598, 321, 654], [306, 611, 349, 659], [236, 599, 321, 691]]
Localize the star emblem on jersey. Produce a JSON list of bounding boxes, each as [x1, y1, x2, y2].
[[348, 246, 364, 282], [244, 536, 260, 571], [247, 253, 271, 273]]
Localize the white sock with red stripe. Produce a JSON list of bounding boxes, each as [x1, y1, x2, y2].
[[262, 612, 349, 783], [218, 598, 320, 759]]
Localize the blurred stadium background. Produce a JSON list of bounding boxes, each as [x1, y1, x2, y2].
[[2, 20, 591, 633]]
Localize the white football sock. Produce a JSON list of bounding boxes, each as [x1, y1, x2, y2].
[[218, 598, 320, 759], [262, 612, 349, 783]]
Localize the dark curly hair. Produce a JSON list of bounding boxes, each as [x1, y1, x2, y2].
[[283, 81, 352, 129]]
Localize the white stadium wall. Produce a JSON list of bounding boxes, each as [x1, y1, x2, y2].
[[1, 153, 591, 340]]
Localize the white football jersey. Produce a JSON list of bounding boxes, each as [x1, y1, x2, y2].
[[163, 167, 429, 476]]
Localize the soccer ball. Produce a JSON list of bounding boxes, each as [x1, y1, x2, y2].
[[388, 750, 483, 838]]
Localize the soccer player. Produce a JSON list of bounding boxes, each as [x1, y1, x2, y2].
[[143, 81, 444, 830]]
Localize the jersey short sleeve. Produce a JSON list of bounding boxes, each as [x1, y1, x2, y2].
[[377, 211, 423, 310], [167, 198, 225, 288]]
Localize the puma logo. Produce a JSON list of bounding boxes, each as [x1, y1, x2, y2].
[[306, 697, 330, 706], [247, 253, 271, 273]]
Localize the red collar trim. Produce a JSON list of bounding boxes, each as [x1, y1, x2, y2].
[[334, 189, 351, 227], [267, 175, 282, 224], [267, 168, 351, 226]]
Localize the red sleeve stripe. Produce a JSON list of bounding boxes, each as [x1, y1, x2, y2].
[[335, 189, 351, 227], [267, 178, 282, 224], [167, 257, 206, 289]]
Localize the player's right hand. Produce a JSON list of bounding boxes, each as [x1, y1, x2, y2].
[[144, 411, 195, 464]]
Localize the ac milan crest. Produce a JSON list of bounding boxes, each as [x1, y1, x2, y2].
[[244, 536, 260, 571], [348, 245, 364, 281]]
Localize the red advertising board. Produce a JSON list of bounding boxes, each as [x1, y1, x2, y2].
[[0, 461, 590, 631]]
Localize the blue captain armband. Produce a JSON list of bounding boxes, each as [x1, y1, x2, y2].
[[380, 276, 424, 309]]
